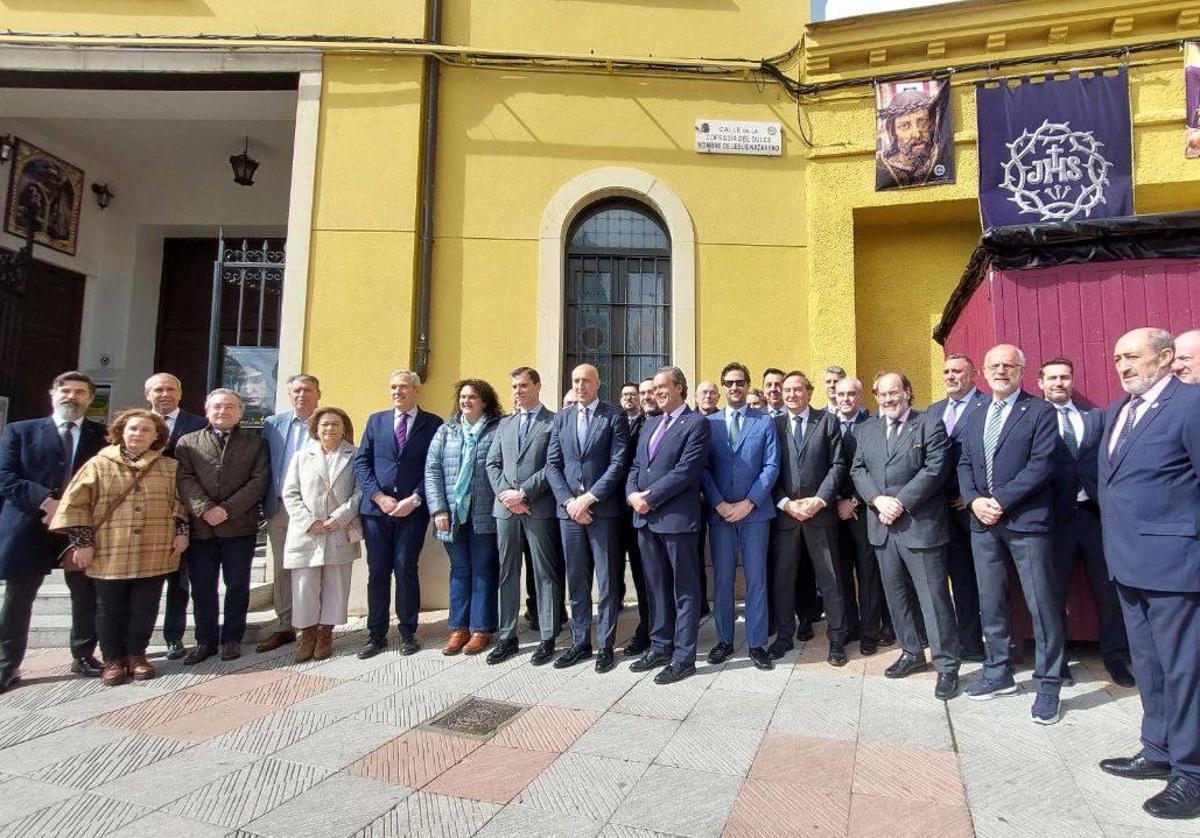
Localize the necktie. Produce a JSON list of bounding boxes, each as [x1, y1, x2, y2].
[[215, 430, 229, 453], [841, 420, 852, 439], [943, 400, 962, 437], [886, 418, 902, 455], [793, 415, 805, 448], [58, 421, 74, 491], [1111, 396, 1144, 461], [648, 414, 673, 460], [518, 410, 531, 447], [729, 410, 742, 446], [577, 406, 591, 449], [394, 413, 408, 451], [1058, 406, 1079, 459], [983, 401, 1005, 492]]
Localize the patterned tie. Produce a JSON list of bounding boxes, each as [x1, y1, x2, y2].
[[1111, 396, 1144, 461], [841, 420, 852, 440], [1058, 406, 1079, 459], [886, 418, 902, 455], [648, 414, 673, 460], [394, 413, 408, 452], [729, 410, 742, 446], [983, 401, 1005, 492], [58, 421, 74, 491], [518, 410, 532, 447], [943, 399, 962, 437]]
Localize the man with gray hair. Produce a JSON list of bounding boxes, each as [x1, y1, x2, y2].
[[1173, 328, 1200, 384], [175, 388, 271, 664]]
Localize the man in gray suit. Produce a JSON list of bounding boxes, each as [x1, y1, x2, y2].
[[850, 371, 961, 701], [486, 367, 561, 666]]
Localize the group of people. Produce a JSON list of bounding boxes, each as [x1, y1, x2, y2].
[[0, 325, 1197, 818]]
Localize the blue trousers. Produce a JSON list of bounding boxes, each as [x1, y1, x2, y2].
[[444, 521, 499, 633], [709, 519, 770, 648], [561, 517, 621, 649], [639, 528, 701, 666], [363, 512, 428, 641]]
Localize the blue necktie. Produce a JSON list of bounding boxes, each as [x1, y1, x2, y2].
[[518, 411, 531, 447], [1111, 396, 1143, 461]]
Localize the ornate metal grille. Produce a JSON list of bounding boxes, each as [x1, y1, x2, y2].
[[206, 233, 286, 390]]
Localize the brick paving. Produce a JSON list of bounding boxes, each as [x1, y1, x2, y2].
[[1, 610, 1197, 838]]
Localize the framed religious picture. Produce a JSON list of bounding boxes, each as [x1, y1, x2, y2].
[[4, 138, 85, 256], [221, 345, 279, 429]]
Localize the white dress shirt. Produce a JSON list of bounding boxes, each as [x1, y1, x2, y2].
[[1055, 400, 1088, 501], [1108, 374, 1174, 456]]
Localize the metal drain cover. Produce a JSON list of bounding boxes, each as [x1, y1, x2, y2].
[[426, 697, 525, 738]]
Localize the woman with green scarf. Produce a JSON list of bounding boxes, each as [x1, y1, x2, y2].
[[425, 379, 503, 656]]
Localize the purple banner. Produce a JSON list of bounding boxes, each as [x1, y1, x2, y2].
[[976, 68, 1132, 228]]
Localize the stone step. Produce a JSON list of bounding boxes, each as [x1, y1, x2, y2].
[[26, 607, 278, 648]]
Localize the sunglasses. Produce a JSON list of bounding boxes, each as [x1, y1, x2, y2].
[[721, 379, 748, 388]]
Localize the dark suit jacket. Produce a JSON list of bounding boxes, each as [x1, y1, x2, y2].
[[546, 400, 630, 520], [176, 425, 270, 540], [1051, 404, 1105, 517], [927, 390, 989, 501], [485, 405, 557, 520], [626, 406, 711, 534], [957, 391, 1060, 534], [833, 411, 869, 501], [354, 408, 442, 517], [0, 416, 107, 578], [1098, 377, 1200, 592], [772, 410, 846, 529], [163, 410, 207, 458], [849, 409, 951, 549]]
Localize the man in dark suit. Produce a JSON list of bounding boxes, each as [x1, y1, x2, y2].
[[0, 371, 106, 691], [627, 366, 711, 685], [925, 353, 988, 662], [546, 364, 630, 673], [693, 380, 718, 619], [619, 380, 653, 656], [768, 371, 847, 666], [485, 366, 560, 666], [1098, 328, 1200, 819], [176, 389, 271, 664], [354, 370, 442, 659], [702, 362, 780, 670], [145, 372, 207, 660], [957, 344, 1065, 724], [1038, 357, 1133, 688], [850, 371, 961, 701]]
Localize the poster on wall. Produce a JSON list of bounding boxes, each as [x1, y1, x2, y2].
[[1186, 42, 1200, 158], [221, 346, 278, 428], [875, 77, 955, 191], [976, 68, 1132, 228], [3, 138, 84, 256], [85, 384, 112, 425]]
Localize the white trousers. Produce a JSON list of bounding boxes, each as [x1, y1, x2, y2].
[[291, 564, 353, 629]]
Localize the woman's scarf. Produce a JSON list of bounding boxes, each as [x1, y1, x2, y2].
[[451, 415, 484, 526]]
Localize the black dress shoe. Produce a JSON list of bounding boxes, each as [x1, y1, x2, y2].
[[71, 655, 103, 677], [623, 636, 651, 657], [885, 652, 928, 679], [1144, 775, 1200, 819], [935, 672, 960, 700], [398, 634, 421, 656], [630, 650, 672, 673], [183, 644, 215, 666], [530, 639, 556, 666], [595, 647, 616, 673], [795, 620, 814, 642], [859, 639, 878, 657], [749, 647, 773, 671], [486, 638, 520, 665], [1100, 754, 1173, 781], [827, 643, 848, 667], [1106, 659, 1136, 688], [767, 637, 794, 660], [357, 638, 387, 659], [0, 668, 20, 693], [165, 641, 187, 661], [879, 628, 896, 647], [220, 641, 241, 662], [654, 661, 696, 685], [553, 644, 592, 669], [706, 642, 734, 665], [1059, 664, 1075, 688]]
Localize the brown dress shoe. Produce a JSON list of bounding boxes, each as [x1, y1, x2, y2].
[[128, 656, 156, 681], [294, 627, 318, 663], [256, 630, 297, 654], [443, 628, 471, 655], [313, 625, 334, 661], [101, 659, 127, 687], [463, 632, 492, 656]]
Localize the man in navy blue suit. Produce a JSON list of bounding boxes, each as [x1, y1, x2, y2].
[[354, 370, 442, 659], [926, 354, 988, 662], [958, 344, 1065, 725], [1098, 327, 1200, 819], [1037, 357, 1133, 688], [0, 371, 107, 691], [627, 366, 712, 685], [701, 362, 779, 670], [145, 372, 207, 661], [546, 364, 630, 673]]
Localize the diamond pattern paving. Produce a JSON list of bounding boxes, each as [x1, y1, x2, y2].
[[164, 757, 332, 828], [349, 728, 481, 788]]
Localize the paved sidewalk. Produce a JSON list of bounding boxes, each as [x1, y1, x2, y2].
[[0, 611, 1194, 838]]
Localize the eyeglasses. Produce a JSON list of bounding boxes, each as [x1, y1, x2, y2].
[[721, 379, 748, 388], [985, 363, 1023, 372]]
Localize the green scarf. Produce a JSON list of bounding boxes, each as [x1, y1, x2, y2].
[[452, 416, 484, 527]]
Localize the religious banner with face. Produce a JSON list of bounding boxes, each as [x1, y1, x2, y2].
[[1185, 42, 1200, 159], [976, 68, 1132, 228], [874, 76, 955, 191]]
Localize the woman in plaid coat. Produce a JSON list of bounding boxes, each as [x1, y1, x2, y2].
[[51, 409, 187, 686], [425, 379, 503, 656]]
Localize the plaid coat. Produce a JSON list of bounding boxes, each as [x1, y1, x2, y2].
[[425, 416, 500, 537], [50, 447, 185, 580]]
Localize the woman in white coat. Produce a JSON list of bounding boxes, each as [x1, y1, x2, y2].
[[281, 406, 363, 662]]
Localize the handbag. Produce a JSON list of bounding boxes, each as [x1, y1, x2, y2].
[[57, 460, 156, 570]]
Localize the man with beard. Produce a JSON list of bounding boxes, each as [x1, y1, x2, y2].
[[876, 89, 946, 190], [0, 371, 107, 691]]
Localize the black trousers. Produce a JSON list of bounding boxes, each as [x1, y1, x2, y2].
[[697, 511, 710, 613], [0, 568, 96, 673], [837, 513, 887, 641], [772, 523, 846, 644], [523, 520, 568, 630], [161, 557, 190, 645], [95, 575, 167, 661], [621, 512, 650, 644], [1054, 502, 1127, 662], [188, 535, 255, 647], [947, 507, 985, 657]]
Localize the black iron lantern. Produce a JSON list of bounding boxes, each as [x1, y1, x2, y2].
[[229, 137, 259, 186], [91, 182, 114, 209]]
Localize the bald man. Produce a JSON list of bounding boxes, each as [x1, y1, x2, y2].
[[1173, 329, 1200, 384]]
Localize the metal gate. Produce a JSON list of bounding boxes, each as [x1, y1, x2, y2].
[[205, 232, 286, 392]]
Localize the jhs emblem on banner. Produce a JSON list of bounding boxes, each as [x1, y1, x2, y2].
[[976, 68, 1132, 228]]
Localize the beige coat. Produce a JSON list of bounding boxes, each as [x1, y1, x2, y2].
[[281, 441, 363, 569], [50, 447, 184, 580]]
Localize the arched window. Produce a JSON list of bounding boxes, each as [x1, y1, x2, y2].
[[563, 200, 671, 402]]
